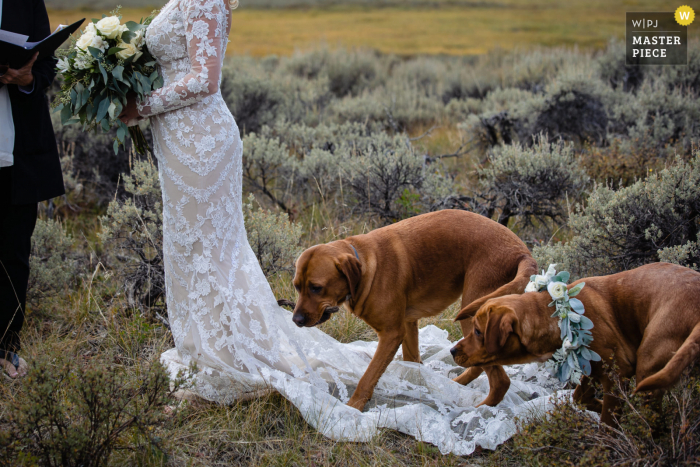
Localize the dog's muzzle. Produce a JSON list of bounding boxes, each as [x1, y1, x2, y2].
[[315, 306, 340, 325]]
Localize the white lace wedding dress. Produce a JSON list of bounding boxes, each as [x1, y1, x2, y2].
[[139, 0, 567, 456]]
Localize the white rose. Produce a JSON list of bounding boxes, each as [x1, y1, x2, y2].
[[56, 57, 70, 74], [76, 29, 96, 51], [129, 29, 145, 47], [534, 275, 549, 289], [524, 282, 538, 293], [96, 16, 122, 39], [547, 281, 568, 301], [108, 102, 117, 120], [116, 41, 143, 61]]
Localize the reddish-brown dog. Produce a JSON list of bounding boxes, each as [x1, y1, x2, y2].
[[291, 210, 537, 411], [450, 262, 700, 424]]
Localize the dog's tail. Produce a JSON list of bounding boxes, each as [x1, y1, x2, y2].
[[455, 254, 538, 321], [634, 322, 700, 394]]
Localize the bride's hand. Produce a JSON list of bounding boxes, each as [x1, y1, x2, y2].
[[119, 94, 142, 127]]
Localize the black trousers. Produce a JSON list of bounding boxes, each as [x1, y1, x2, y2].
[[0, 168, 37, 352]]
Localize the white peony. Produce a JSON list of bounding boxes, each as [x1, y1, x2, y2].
[[96, 16, 122, 39], [524, 281, 538, 293], [56, 57, 70, 74], [547, 281, 568, 301], [115, 41, 143, 61]]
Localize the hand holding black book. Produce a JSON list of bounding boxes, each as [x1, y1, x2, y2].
[[0, 18, 84, 69]]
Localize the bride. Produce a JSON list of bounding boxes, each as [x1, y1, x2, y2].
[[119, 0, 565, 455]]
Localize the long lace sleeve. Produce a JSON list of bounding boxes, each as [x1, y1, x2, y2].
[[137, 0, 227, 118]]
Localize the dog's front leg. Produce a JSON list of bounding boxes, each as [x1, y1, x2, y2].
[[453, 366, 483, 385], [573, 376, 602, 413], [477, 366, 511, 407], [401, 321, 421, 363], [347, 330, 404, 411]]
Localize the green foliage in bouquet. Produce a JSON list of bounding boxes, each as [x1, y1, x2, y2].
[[53, 8, 163, 155]]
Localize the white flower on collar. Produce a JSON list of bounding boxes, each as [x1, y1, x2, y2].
[[547, 281, 568, 301]]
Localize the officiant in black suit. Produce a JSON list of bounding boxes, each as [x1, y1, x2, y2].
[[0, 0, 64, 378]]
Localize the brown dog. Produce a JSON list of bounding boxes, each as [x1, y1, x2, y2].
[[291, 209, 537, 411], [450, 262, 700, 424]]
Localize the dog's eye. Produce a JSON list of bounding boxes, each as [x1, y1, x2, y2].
[[309, 285, 322, 294], [474, 328, 482, 338]]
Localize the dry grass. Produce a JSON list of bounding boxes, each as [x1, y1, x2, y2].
[[48, 0, 699, 57]]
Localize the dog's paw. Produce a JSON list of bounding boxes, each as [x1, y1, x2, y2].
[[347, 396, 368, 412]]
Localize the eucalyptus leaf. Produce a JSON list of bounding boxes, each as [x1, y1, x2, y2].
[[569, 298, 584, 314], [96, 98, 111, 122], [98, 62, 108, 86], [568, 282, 585, 297], [113, 65, 125, 82], [588, 350, 602, 362], [125, 21, 141, 32], [580, 347, 591, 360], [579, 315, 594, 330], [87, 46, 103, 60], [60, 104, 73, 124], [121, 30, 136, 44], [108, 46, 125, 56], [579, 357, 592, 376], [117, 125, 126, 142]]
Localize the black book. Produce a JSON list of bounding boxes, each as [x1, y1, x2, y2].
[[0, 18, 85, 69]]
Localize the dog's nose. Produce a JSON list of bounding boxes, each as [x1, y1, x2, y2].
[[292, 313, 306, 327], [450, 346, 458, 357]]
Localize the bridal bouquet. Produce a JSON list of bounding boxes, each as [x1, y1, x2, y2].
[[53, 9, 162, 154]]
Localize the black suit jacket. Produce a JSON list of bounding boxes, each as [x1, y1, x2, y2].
[[0, 0, 64, 205]]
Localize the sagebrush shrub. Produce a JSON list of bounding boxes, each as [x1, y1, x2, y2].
[[242, 130, 297, 213], [477, 135, 588, 227], [100, 158, 165, 311], [0, 356, 183, 467], [52, 111, 132, 204], [221, 59, 285, 134], [325, 49, 382, 97], [26, 218, 75, 308], [244, 194, 303, 277], [534, 153, 700, 279], [346, 133, 426, 223], [524, 75, 609, 145]]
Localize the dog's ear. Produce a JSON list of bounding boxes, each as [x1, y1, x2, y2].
[[484, 308, 516, 354], [336, 254, 362, 301], [455, 297, 487, 322]]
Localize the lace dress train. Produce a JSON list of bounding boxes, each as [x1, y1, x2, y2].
[[141, 0, 567, 456]]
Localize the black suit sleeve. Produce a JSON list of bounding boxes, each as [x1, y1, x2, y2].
[[22, 0, 56, 95]]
